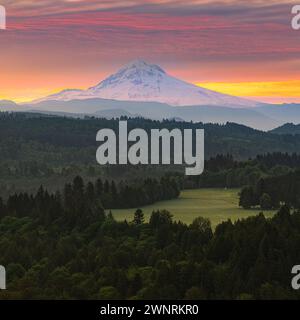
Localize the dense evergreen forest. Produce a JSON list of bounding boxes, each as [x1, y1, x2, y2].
[[186, 152, 300, 189], [1, 112, 300, 168], [1, 175, 180, 215], [239, 170, 300, 210], [0, 181, 299, 299], [1, 113, 300, 300]]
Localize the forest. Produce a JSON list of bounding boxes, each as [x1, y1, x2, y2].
[[1, 175, 180, 215], [1, 113, 300, 300], [239, 170, 300, 210], [1, 112, 300, 166], [1, 112, 300, 196], [0, 179, 299, 299]]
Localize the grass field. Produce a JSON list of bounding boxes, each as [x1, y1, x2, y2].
[[111, 188, 276, 227]]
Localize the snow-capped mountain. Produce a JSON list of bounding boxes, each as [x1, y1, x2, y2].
[[33, 60, 259, 108]]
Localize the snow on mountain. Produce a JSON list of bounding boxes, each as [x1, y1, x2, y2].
[[33, 60, 260, 108], [33, 89, 85, 103]]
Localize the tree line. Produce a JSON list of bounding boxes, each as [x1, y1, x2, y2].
[[185, 153, 298, 189], [239, 170, 300, 210], [0, 175, 180, 228]]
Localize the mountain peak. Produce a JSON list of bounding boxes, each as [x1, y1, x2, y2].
[[33, 60, 260, 108], [122, 59, 165, 74], [89, 59, 166, 94]]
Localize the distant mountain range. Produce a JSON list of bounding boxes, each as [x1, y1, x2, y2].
[[0, 60, 300, 130], [1, 98, 300, 131]]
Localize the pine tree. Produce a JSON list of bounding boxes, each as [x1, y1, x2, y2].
[[133, 209, 144, 225]]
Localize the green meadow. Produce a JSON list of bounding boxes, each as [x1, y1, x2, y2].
[[111, 188, 276, 227]]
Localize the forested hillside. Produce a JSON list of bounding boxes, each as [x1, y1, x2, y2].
[[270, 123, 300, 135], [1, 111, 300, 197], [1, 113, 300, 165]]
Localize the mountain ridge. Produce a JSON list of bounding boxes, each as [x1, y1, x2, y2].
[[0, 97, 278, 130], [270, 123, 300, 135]]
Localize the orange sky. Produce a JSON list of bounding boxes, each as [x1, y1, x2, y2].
[[0, 0, 299, 103]]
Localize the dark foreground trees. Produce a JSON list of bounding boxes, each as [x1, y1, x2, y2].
[[0, 179, 299, 299], [239, 170, 300, 210], [0, 175, 180, 225]]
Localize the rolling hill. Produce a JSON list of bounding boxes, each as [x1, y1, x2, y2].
[[270, 123, 300, 135]]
